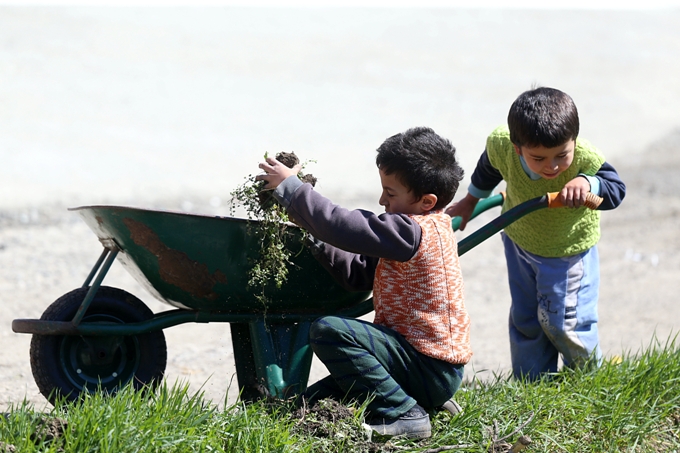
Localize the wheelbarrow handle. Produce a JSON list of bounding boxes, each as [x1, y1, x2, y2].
[[451, 192, 506, 231], [546, 191, 604, 209], [457, 191, 602, 256]]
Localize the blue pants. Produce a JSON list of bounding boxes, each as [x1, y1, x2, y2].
[[502, 233, 601, 380], [304, 316, 464, 419]]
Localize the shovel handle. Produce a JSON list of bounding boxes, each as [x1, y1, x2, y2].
[[457, 191, 604, 256], [546, 192, 603, 210]]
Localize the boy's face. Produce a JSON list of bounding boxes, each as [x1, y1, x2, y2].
[[514, 140, 575, 179], [378, 169, 436, 215]]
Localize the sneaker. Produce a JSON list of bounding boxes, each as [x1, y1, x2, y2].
[[365, 403, 432, 439], [439, 398, 463, 416]]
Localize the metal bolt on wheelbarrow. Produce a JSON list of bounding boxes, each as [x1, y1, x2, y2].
[[11, 191, 602, 405]]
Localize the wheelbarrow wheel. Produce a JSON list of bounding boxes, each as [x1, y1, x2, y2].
[[29, 286, 167, 405]]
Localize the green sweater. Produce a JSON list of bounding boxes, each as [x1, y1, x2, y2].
[[486, 126, 605, 257]]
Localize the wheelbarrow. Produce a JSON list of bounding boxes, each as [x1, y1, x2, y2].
[[11, 191, 602, 405]]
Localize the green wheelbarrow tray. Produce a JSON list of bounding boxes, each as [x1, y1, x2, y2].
[[12, 191, 601, 404], [75, 205, 373, 315]]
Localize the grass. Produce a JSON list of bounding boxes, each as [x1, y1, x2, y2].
[[441, 335, 680, 452], [1, 337, 678, 453]]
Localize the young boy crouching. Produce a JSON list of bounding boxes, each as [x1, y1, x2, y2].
[[257, 127, 470, 438]]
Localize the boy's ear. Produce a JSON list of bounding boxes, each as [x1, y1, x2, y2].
[[419, 194, 438, 212]]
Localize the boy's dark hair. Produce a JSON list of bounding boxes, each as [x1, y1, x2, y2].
[[508, 87, 580, 148], [376, 127, 463, 210]]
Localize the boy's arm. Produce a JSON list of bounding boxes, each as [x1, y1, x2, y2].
[[589, 161, 626, 210], [274, 176, 421, 262], [564, 161, 626, 209], [306, 235, 378, 292], [446, 149, 502, 230], [469, 149, 504, 196]]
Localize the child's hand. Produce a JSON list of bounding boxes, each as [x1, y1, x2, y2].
[[559, 176, 592, 208], [256, 157, 302, 190], [445, 193, 479, 231]]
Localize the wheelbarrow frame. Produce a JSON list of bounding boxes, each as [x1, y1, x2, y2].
[[12, 191, 588, 402]]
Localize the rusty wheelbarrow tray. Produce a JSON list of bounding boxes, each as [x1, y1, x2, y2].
[[12, 191, 597, 405]]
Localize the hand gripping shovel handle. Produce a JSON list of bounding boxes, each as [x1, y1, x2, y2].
[[546, 191, 604, 209], [457, 191, 603, 256]]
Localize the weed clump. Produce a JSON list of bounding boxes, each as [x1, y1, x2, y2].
[[229, 152, 316, 294]]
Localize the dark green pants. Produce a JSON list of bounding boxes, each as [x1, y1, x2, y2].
[[304, 316, 464, 419]]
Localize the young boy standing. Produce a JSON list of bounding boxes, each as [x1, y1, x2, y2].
[[257, 127, 470, 439], [447, 87, 626, 381]]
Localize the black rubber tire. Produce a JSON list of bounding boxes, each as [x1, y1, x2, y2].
[[29, 286, 167, 405]]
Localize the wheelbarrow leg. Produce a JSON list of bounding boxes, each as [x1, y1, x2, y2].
[[229, 321, 313, 401], [229, 323, 262, 402], [72, 247, 119, 325]]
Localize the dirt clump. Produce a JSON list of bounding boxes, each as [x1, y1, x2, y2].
[[30, 416, 68, 443], [257, 151, 317, 207], [292, 398, 355, 438], [273, 152, 317, 186], [0, 442, 16, 453], [0, 415, 67, 452], [291, 398, 399, 452]]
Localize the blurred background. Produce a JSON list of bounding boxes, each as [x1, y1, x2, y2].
[[2, 2, 679, 213]]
